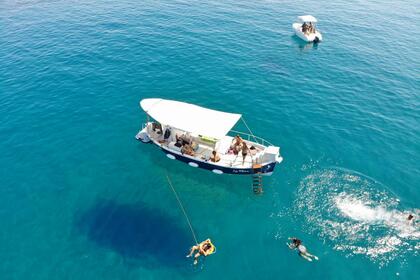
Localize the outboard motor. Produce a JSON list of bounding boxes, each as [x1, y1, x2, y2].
[[313, 36, 320, 43]]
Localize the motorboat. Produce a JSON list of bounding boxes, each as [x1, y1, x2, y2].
[[292, 15, 322, 43], [135, 98, 283, 175]]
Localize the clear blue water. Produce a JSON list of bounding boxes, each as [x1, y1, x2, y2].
[[1, 0, 419, 279]]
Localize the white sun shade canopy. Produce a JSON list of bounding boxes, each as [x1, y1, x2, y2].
[[298, 15, 318, 23], [140, 98, 242, 139]]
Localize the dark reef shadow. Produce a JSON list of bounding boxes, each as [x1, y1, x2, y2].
[[75, 200, 191, 268]]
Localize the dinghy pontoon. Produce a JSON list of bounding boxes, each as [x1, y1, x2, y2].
[[136, 98, 283, 175]]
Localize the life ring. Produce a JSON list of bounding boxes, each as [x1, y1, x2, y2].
[[207, 242, 216, 255], [200, 240, 216, 255]]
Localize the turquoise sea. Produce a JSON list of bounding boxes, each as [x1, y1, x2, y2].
[[1, 0, 419, 279]]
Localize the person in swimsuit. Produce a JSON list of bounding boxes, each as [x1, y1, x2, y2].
[[181, 144, 195, 156], [302, 22, 309, 34], [186, 239, 215, 265], [407, 214, 415, 225], [309, 22, 314, 33], [231, 135, 243, 155], [210, 150, 220, 162], [234, 135, 243, 145], [288, 237, 319, 262], [241, 142, 248, 165]]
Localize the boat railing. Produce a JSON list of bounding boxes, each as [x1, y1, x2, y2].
[[141, 123, 275, 147], [229, 130, 274, 147]]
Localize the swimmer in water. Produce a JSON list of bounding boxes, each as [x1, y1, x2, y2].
[[407, 214, 415, 225], [186, 239, 215, 265], [287, 237, 319, 262]]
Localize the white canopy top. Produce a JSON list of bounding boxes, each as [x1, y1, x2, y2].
[[298, 15, 318, 23], [140, 98, 242, 139]]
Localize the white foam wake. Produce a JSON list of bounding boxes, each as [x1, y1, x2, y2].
[[294, 168, 419, 266], [335, 193, 420, 239]]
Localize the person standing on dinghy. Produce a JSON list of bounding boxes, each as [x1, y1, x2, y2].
[[287, 237, 319, 262]]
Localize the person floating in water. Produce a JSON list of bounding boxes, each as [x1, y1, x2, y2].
[[287, 237, 319, 262], [186, 239, 216, 265], [407, 214, 415, 225]]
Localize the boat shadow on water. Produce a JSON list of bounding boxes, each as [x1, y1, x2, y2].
[[291, 36, 319, 51], [75, 199, 191, 268], [135, 141, 256, 195]]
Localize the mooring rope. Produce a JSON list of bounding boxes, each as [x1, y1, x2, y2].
[[165, 172, 199, 245], [241, 117, 258, 143]]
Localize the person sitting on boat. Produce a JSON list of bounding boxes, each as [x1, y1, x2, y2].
[[210, 150, 221, 162], [302, 22, 309, 34], [175, 134, 183, 147], [176, 134, 192, 148], [249, 145, 258, 156], [181, 143, 195, 156], [180, 134, 192, 145], [287, 237, 318, 262], [309, 22, 314, 33], [163, 127, 172, 142], [241, 142, 248, 165], [186, 239, 216, 265], [152, 122, 163, 134], [181, 144, 190, 155], [186, 146, 195, 156]]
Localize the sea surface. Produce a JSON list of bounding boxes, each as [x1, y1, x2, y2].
[[1, 0, 419, 279]]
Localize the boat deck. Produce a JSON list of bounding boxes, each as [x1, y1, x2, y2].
[[147, 125, 266, 169], [161, 139, 262, 168]]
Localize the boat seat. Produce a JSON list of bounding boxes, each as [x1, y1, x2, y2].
[[219, 153, 253, 168], [215, 136, 233, 155], [195, 144, 213, 160], [167, 142, 181, 152]]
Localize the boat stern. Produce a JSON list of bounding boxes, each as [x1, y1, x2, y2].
[[258, 145, 282, 175], [135, 125, 151, 143], [262, 146, 280, 163], [314, 31, 322, 42]]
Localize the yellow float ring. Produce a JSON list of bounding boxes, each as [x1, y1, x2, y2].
[[199, 241, 217, 255]]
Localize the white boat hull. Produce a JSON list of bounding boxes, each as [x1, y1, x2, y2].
[[157, 142, 279, 175], [135, 123, 282, 176]]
